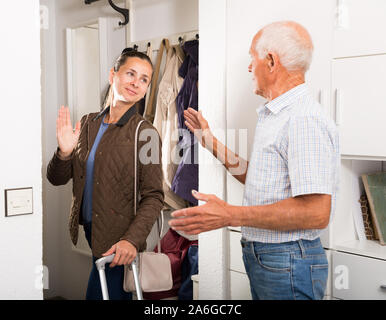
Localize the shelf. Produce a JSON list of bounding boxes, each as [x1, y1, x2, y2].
[[341, 155, 386, 161], [334, 239, 386, 261]]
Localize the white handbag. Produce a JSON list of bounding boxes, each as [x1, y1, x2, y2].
[[123, 120, 173, 293]]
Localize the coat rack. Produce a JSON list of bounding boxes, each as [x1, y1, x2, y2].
[[85, 0, 129, 26], [128, 30, 198, 53]]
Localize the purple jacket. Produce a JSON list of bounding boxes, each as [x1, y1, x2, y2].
[[172, 40, 199, 205]]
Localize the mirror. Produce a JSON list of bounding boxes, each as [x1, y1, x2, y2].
[[66, 21, 101, 126]]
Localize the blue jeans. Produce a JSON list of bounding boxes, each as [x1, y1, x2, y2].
[[83, 222, 132, 300], [241, 237, 328, 300]]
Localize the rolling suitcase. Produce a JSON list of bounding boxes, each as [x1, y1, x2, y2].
[[95, 253, 143, 300]]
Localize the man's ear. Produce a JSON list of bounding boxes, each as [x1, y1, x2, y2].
[[266, 53, 277, 72]]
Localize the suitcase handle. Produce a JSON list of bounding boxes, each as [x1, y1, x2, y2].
[[95, 254, 143, 300], [95, 254, 116, 271]]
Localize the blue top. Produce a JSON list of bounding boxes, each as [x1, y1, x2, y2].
[[82, 116, 110, 224]]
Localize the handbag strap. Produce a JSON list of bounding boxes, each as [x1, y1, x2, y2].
[[134, 120, 163, 253]]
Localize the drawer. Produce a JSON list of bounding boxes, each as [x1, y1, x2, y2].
[[229, 230, 246, 273], [332, 251, 386, 299], [230, 270, 251, 300]]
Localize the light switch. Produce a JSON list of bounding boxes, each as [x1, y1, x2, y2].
[[5, 188, 33, 217]]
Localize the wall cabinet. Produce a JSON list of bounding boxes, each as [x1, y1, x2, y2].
[[332, 55, 386, 158], [328, 0, 386, 295], [230, 271, 252, 300], [229, 231, 250, 299], [229, 231, 249, 299], [333, 0, 386, 58], [229, 230, 245, 274]]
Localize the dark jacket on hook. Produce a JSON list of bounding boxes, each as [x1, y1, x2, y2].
[[172, 40, 199, 205]]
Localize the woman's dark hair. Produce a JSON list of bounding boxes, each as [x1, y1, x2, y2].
[[114, 48, 153, 72]]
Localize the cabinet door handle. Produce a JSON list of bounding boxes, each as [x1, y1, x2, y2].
[[335, 88, 342, 125], [380, 285, 386, 290], [319, 89, 325, 106]]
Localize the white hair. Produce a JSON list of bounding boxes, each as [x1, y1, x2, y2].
[[255, 21, 313, 72]]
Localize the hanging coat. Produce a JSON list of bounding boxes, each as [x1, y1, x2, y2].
[[153, 45, 188, 209], [171, 40, 199, 205]]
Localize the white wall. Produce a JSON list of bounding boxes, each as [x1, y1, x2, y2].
[[130, 0, 198, 42], [42, 0, 198, 299], [198, 0, 229, 300], [0, 0, 42, 299]]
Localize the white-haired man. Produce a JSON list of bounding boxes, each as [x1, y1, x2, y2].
[[169, 21, 340, 300]]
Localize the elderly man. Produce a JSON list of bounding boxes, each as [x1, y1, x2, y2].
[[169, 21, 339, 300]]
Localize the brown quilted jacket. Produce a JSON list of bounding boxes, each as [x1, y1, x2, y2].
[[46, 106, 164, 258]]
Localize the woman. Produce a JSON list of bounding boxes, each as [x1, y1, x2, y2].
[[47, 50, 164, 300]]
